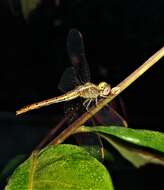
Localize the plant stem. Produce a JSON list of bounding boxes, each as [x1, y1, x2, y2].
[[50, 47, 164, 145]]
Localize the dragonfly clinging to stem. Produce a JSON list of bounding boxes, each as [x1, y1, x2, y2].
[[16, 29, 119, 116]]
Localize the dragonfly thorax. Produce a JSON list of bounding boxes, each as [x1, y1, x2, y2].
[[98, 82, 111, 97]]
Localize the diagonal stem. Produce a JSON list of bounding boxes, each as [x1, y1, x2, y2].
[[50, 47, 164, 145]]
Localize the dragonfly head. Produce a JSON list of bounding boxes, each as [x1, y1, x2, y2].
[[98, 82, 111, 97]]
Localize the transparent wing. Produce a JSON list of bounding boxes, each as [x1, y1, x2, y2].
[[58, 67, 80, 93], [67, 29, 91, 83], [94, 105, 128, 127]]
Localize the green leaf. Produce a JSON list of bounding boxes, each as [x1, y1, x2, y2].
[[20, 0, 40, 19], [81, 145, 114, 162], [80, 126, 164, 153], [101, 135, 164, 167], [5, 144, 114, 190], [81, 144, 103, 160]]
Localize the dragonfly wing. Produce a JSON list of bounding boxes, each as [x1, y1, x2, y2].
[[75, 132, 104, 160], [67, 29, 91, 83], [94, 105, 128, 127], [58, 67, 80, 93], [64, 98, 85, 122]]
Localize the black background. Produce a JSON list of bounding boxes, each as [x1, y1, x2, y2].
[[0, 0, 164, 189]]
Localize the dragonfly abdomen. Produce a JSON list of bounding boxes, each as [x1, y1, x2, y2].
[[16, 90, 81, 115]]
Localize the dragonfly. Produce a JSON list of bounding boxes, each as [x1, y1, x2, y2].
[[16, 30, 120, 116], [16, 29, 127, 158]]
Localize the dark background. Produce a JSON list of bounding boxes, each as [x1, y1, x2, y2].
[[0, 0, 164, 189]]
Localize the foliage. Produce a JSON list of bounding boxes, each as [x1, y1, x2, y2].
[[4, 126, 164, 190], [5, 144, 113, 190], [79, 126, 164, 168]]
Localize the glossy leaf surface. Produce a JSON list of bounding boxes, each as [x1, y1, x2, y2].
[[102, 135, 164, 167], [5, 144, 113, 190], [80, 126, 164, 153]]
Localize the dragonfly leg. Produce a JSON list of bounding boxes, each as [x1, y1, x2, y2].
[[95, 97, 98, 105], [86, 99, 92, 111], [83, 99, 93, 111], [95, 97, 105, 106], [83, 99, 90, 107]]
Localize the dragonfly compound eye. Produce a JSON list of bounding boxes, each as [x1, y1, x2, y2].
[[98, 82, 111, 97], [103, 86, 111, 96]]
